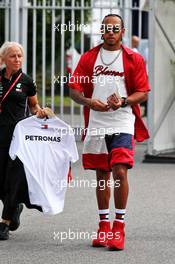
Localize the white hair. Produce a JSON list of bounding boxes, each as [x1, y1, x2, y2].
[[0, 41, 24, 69]]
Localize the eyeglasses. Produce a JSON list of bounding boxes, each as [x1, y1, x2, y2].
[[101, 25, 121, 34]]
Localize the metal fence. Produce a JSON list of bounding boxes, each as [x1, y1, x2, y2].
[[0, 0, 148, 127]]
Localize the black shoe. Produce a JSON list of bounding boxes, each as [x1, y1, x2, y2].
[[0, 223, 9, 240], [9, 204, 23, 231]]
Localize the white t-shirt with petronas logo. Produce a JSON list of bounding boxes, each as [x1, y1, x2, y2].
[[88, 48, 135, 136], [9, 116, 79, 215]]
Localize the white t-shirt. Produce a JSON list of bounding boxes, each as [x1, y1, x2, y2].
[[9, 116, 79, 215], [88, 48, 135, 136]]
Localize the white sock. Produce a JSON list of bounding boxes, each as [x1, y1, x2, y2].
[[114, 208, 126, 223], [99, 209, 110, 222]]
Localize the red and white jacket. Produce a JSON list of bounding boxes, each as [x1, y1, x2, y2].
[[69, 44, 150, 142]]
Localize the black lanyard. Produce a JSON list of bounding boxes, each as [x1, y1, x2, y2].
[[0, 73, 22, 113]]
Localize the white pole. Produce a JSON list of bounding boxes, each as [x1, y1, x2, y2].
[[32, 0, 37, 82], [70, 0, 75, 127], [42, 0, 46, 107], [5, 0, 10, 41], [10, 0, 20, 42], [147, 0, 156, 155], [51, 0, 56, 111], [80, 0, 85, 128], [20, 0, 28, 73], [138, 4, 142, 39], [60, 0, 65, 119]]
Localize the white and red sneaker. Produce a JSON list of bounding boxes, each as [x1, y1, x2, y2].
[[107, 221, 125, 250], [92, 221, 111, 247]]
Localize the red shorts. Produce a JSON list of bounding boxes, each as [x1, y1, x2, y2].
[[83, 133, 135, 171]]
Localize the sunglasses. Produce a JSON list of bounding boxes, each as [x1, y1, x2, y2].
[[101, 25, 121, 34]]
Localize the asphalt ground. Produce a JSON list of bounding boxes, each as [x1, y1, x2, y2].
[[0, 142, 175, 264]]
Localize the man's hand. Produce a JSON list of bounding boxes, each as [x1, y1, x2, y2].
[[107, 93, 123, 110], [88, 99, 110, 112], [35, 108, 48, 118]]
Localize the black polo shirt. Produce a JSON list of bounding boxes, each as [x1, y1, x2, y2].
[[0, 68, 37, 147]]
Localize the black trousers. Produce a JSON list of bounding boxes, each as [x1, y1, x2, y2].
[[0, 147, 9, 201], [0, 147, 17, 220], [2, 157, 42, 220]]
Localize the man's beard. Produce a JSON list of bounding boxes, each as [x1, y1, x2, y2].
[[104, 38, 122, 46]]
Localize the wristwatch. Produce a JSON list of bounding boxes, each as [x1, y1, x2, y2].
[[121, 97, 128, 107]]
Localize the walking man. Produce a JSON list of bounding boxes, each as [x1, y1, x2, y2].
[[69, 14, 150, 250]]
